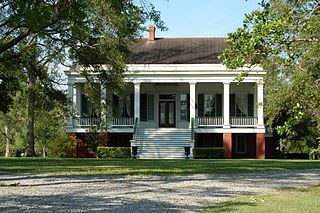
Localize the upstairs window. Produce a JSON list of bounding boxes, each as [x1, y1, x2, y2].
[[112, 94, 134, 118], [180, 94, 190, 121], [230, 94, 254, 117], [140, 94, 154, 121], [198, 94, 222, 117]]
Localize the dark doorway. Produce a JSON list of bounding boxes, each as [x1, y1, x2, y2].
[[159, 101, 175, 127]]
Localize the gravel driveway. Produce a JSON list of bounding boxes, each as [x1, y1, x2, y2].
[[0, 169, 320, 212]]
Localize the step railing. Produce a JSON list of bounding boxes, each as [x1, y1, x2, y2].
[[191, 117, 195, 140], [132, 117, 139, 140]]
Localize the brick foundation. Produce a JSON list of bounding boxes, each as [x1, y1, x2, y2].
[[223, 133, 232, 159], [256, 133, 265, 159]]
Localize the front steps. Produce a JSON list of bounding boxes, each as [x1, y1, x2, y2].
[[135, 128, 192, 159]]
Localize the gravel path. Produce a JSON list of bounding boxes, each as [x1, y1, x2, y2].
[[0, 169, 320, 212]]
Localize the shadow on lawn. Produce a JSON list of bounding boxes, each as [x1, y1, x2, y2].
[[0, 193, 190, 213]]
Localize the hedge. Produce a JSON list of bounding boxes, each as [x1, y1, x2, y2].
[[193, 147, 225, 159], [283, 153, 309, 159], [96, 146, 131, 159]]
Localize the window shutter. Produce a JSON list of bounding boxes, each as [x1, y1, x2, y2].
[[140, 94, 147, 121], [198, 94, 204, 117], [147, 94, 154, 120], [112, 95, 119, 117], [230, 94, 235, 116], [81, 94, 89, 117], [130, 94, 134, 118], [248, 94, 254, 116], [187, 94, 190, 121], [216, 94, 222, 116]]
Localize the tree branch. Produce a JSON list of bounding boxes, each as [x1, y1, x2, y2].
[[0, 29, 30, 54]]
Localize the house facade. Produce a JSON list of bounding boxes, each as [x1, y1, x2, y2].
[[66, 26, 269, 159]]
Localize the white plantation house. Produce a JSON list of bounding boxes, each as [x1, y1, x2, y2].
[[65, 26, 272, 159]]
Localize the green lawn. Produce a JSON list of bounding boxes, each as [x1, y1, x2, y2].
[[206, 184, 320, 212], [0, 158, 319, 175]]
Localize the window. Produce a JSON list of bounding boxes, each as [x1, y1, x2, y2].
[[140, 94, 154, 121], [230, 94, 254, 117], [112, 94, 134, 118], [180, 94, 190, 121], [81, 94, 97, 117], [236, 135, 246, 153], [198, 94, 222, 117]]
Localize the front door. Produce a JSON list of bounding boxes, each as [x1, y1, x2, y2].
[[159, 101, 175, 127]]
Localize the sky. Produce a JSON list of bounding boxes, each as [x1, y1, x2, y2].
[[143, 0, 262, 38]]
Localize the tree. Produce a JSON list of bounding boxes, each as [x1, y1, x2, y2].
[[221, 0, 320, 154], [0, 90, 27, 157], [0, 0, 165, 156]]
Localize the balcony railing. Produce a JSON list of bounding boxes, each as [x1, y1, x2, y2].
[[111, 117, 134, 127], [73, 117, 101, 127], [196, 117, 223, 127], [195, 116, 258, 127], [230, 117, 258, 126], [73, 117, 134, 127]]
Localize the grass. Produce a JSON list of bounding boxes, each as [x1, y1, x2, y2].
[[0, 158, 319, 176], [205, 184, 320, 212]]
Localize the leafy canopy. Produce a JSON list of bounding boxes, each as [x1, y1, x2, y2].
[[221, 0, 320, 152]]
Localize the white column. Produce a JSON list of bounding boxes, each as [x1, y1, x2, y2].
[[67, 83, 74, 127], [223, 82, 230, 128], [75, 84, 81, 115], [189, 82, 196, 125], [73, 85, 77, 113], [101, 84, 107, 126], [257, 81, 264, 127], [134, 82, 140, 122]]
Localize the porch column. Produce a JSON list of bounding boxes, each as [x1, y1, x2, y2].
[[189, 82, 196, 125], [134, 82, 140, 122], [67, 83, 74, 127], [257, 81, 264, 128], [223, 82, 230, 128], [100, 84, 107, 127]]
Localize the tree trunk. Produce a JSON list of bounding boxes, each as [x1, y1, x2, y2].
[[42, 127, 46, 158], [4, 125, 10, 157], [26, 72, 36, 157]]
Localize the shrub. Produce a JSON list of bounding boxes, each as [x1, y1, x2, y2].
[[96, 146, 131, 159], [193, 147, 224, 159], [283, 153, 309, 159]]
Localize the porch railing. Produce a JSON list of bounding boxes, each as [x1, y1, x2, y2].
[[111, 117, 134, 127], [230, 117, 258, 126], [196, 117, 223, 127], [195, 116, 258, 127], [73, 117, 134, 127], [73, 117, 101, 127]]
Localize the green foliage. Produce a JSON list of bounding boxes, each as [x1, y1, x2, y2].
[[221, 0, 320, 152], [276, 103, 304, 137], [193, 147, 225, 159], [0, 1, 166, 156], [96, 146, 131, 159]]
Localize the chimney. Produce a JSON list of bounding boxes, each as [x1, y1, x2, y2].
[[149, 25, 156, 41]]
